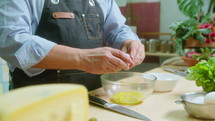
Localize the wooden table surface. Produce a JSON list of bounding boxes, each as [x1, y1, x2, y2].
[[89, 67, 208, 121]]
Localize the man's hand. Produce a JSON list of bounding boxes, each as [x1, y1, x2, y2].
[[121, 40, 145, 68], [79, 47, 134, 74]]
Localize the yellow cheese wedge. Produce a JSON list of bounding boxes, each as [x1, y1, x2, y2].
[[0, 84, 89, 121]]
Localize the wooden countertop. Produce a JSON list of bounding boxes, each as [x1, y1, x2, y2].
[[89, 67, 204, 121]]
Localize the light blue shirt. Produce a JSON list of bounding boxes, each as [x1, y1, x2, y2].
[[0, 0, 139, 77]]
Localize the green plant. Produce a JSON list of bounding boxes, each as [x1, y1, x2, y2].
[[186, 57, 215, 92], [192, 47, 215, 60], [169, 0, 215, 56]]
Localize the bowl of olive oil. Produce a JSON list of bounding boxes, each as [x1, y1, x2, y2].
[[101, 72, 156, 105]]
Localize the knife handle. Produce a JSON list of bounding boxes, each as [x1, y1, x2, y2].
[[89, 95, 108, 108]]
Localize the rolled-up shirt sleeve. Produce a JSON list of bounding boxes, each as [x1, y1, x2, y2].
[[98, 0, 140, 49], [0, 0, 56, 76]]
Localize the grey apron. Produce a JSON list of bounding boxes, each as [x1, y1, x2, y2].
[[10, 0, 104, 91]]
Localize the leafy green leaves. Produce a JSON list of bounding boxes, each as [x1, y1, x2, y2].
[[186, 57, 215, 92], [177, 0, 204, 19], [194, 28, 211, 43]]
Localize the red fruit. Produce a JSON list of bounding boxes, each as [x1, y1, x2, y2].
[[210, 32, 215, 37], [203, 23, 213, 29], [198, 25, 204, 29], [205, 38, 211, 43]]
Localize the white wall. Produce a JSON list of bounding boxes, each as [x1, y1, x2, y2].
[[160, 0, 186, 34]]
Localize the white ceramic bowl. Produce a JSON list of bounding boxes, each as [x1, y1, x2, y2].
[[149, 73, 182, 92]]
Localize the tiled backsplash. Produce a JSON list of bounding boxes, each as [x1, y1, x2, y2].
[[0, 58, 9, 94]]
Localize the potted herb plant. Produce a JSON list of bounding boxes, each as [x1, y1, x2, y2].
[[169, 0, 215, 56], [182, 47, 215, 66]]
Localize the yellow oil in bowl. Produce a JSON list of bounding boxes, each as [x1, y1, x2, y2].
[[111, 91, 144, 105]]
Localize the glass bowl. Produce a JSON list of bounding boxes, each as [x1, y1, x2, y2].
[[100, 72, 156, 105]]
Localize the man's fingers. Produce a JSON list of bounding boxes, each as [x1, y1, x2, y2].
[[102, 49, 131, 70], [127, 41, 145, 68], [111, 57, 130, 70], [105, 58, 123, 72], [111, 49, 134, 65]]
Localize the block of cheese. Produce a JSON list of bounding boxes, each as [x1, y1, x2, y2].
[[0, 84, 89, 121]]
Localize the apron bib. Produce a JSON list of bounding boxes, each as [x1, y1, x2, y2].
[[10, 0, 104, 91]]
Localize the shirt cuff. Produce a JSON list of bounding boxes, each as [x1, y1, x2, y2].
[[15, 36, 56, 77]]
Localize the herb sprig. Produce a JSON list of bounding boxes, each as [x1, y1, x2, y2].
[[192, 48, 215, 60]]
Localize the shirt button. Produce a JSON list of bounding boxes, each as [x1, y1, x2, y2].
[[71, 13, 75, 18]]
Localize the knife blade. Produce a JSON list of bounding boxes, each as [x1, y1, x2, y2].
[[89, 95, 151, 121], [163, 68, 188, 77]]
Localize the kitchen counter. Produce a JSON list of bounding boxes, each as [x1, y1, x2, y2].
[[89, 67, 204, 121]]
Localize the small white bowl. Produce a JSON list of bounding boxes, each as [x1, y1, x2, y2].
[[149, 73, 182, 92]]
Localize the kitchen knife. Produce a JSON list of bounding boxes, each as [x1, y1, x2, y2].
[[89, 95, 151, 121], [163, 68, 188, 77]]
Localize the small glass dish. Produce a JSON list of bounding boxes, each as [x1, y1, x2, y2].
[[100, 72, 156, 105]]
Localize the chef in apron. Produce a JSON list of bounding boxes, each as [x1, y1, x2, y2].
[[0, 0, 145, 91]]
